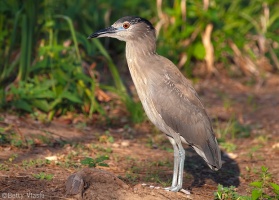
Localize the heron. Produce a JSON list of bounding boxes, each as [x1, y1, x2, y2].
[[88, 16, 222, 192]]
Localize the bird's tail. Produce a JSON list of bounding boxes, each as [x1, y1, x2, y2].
[[192, 136, 222, 170]]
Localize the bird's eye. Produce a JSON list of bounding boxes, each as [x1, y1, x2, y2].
[[123, 22, 130, 29]]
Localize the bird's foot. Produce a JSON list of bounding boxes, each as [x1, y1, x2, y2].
[[164, 186, 181, 192], [164, 186, 190, 194]]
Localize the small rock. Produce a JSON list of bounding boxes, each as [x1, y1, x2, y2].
[[121, 140, 130, 147], [45, 156, 57, 161], [272, 143, 279, 149], [65, 173, 84, 196], [4, 147, 11, 151], [224, 152, 238, 159], [180, 188, 191, 195], [112, 143, 120, 148]]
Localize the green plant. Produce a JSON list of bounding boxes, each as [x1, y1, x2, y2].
[[8, 153, 18, 162], [216, 117, 251, 149], [214, 166, 279, 200], [74, 122, 87, 130], [123, 172, 139, 184], [0, 1, 106, 119], [56, 152, 80, 169], [157, 0, 279, 76], [80, 155, 109, 168], [98, 131, 114, 143], [91, 144, 113, 154], [150, 160, 172, 168], [248, 145, 262, 160], [0, 0, 142, 121], [143, 171, 170, 187], [0, 164, 9, 171], [214, 184, 249, 200], [0, 127, 8, 144], [219, 142, 237, 152], [33, 172, 54, 180], [22, 159, 50, 169], [249, 166, 279, 200]]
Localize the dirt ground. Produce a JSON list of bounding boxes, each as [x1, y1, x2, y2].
[[0, 75, 278, 200]]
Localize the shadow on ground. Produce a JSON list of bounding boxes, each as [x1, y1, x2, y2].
[[184, 148, 240, 190]]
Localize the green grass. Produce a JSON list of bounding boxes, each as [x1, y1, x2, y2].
[[98, 131, 115, 143], [91, 144, 113, 154], [80, 155, 109, 168], [22, 159, 50, 169], [122, 172, 139, 184], [247, 145, 263, 160], [220, 142, 237, 152], [215, 116, 252, 152], [0, 164, 9, 171], [214, 184, 248, 200], [217, 117, 251, 137], [33, 172, 54, 180], [143, 171, 171, 187], [214, 166, 279, 200], [0, 125, 58, 148]]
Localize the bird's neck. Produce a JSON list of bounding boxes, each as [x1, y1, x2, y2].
[[126, 35, 157, 59]]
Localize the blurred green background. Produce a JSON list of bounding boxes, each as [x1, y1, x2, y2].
[[0, 0, 279, 123]]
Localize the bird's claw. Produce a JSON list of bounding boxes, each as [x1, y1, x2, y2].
[[164, 186, 181, 192], [164, 186, 190, 194]]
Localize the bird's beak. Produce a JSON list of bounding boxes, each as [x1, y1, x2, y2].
[[87, 26, 117, 39]]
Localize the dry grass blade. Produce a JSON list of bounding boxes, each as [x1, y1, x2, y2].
[[202, 24, 216, 75], [267, 43, 279, 70], [229, 41, 259, 76]]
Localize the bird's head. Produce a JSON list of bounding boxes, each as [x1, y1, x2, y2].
[[87, 16, 155, 42]]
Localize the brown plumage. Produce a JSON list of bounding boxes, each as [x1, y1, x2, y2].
[[88, 16, 222, 192]]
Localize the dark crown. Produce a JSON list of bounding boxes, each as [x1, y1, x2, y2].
[[115, 16, 155, 30]]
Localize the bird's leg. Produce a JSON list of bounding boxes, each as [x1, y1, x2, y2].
[[175, 142, 185, 191], [164, 137, 186, 192], [164, 137, 179, 190]]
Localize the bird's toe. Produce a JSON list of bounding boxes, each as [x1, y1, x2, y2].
[[164, 185, 181, 192], [164, 186, 190, 194]]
